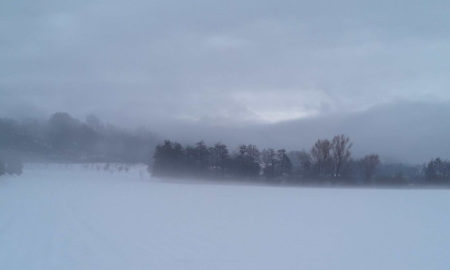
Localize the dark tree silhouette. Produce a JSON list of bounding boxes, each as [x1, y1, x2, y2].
[[209, 143, 230, 175], [152, 140, 185, 177], [231, 145, 260, 178], [425, 158, 450, 184], [262, 148, 277, 179], [331, 135, 352, 179], [277, 149, 292, 178], [288, 150, 313, 180], [360, 154, 380, 183], [185, 141, 210, 175], [311, 139, 333, 178], [148, 137, 450, 187]]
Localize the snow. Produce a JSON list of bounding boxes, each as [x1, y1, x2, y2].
[[1, 164, 450, 270]]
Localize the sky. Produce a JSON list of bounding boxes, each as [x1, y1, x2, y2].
[[1, 0, 450, 162], [2, 0, 450, 124]]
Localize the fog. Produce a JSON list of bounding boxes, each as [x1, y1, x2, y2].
[[2, 2, 450, 268], [153, 100, 450, 164], [2, 0, 450, 163]]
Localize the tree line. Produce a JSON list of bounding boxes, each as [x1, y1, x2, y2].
[[424, 158, 450, 184], [151, 136, 450, 186], [1, 112, 449, 186], [152, 135, 385, 185]]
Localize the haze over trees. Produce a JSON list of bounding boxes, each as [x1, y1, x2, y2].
[[424, 158, 450, 184], [360, 154, 381, 184], [149, 133, 450, 187], [1, 112, 449, 187], [152, 135, 390, 185], [0, 112, 159, 163]]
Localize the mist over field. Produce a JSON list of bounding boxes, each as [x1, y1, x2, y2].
[[2, 164, 450, 270], [2, 0, 450, 269]]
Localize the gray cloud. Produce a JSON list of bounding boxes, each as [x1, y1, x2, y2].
[[1, 0, 450, 129]]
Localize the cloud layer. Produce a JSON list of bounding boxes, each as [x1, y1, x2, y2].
[[1, 0, 450, 126]]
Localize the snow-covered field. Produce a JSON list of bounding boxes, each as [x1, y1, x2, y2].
[[1, 164, 449, 270]]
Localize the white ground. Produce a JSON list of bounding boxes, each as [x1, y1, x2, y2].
[[1, 164, 449, 270]]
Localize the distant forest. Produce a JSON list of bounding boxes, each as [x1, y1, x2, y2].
[[152, 137, 450, 186], [1, 113, 450, 186], [0, 112, 159, 163]]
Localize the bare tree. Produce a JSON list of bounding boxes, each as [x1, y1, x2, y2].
[[361, 154, 380, 183], [311, 139, 332, 177], [331, 135, 353, 178]]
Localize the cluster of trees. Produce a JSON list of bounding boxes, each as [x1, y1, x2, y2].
[[2, 112, 449, 186], [151, 135, 386, 185], [0, 113, 159, 163], [152, 141, 276, 180], [424, 158, 450, 184], [289, 135, 382, 184]]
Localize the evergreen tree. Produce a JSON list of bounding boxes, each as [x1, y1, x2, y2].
[[232, 145, 260, 178], [152, 140, 185, 176]]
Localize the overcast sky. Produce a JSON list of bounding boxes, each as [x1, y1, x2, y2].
[[1, 0, 450, 127]]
